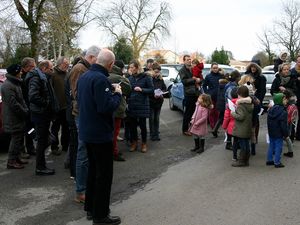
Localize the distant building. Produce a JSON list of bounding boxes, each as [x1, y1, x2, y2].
[[230, 60, 250, 71], [143, 50, 180, 64]]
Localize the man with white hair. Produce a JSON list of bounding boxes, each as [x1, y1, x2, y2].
[[77, 49, 122, 225], [69, 45, 101, 204]]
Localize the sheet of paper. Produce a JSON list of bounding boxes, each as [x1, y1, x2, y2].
[[228, 99, 236, 112]]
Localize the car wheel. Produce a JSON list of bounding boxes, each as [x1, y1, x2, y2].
[[169, 93, 177, 110]]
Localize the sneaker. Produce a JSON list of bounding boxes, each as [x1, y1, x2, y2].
[[117, 136, 124, 141], [283, 152, 293, 158], [275, 163, 285, 168], [7, 160, 25, 169], [74, 193, 85, 203]]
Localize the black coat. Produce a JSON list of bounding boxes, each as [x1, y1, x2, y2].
[[1, 74, 28, 133], [149, 76, 166, 109], [270, 74, 297, 96], [127, 73, 154, 118], [179, 65, 198, 97], [216, 83, 226, 112], [290, 67, 300, 103], [25, 68, 59, 119]]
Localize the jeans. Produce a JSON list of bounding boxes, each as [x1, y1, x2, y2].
[[75, 117, 88, 194], [149, 107, 161, 138], [8, 132, 25, 160], [182, 96, 197, 132], [238, 138, 250, 154], [84, 142, 113, 220], [267, 137, 283, 165]]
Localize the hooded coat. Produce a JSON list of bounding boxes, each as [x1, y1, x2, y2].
[[267, 105, 288, 138], [1, 74, 29, 133], [270, 72, 297, 96], [222, 98, 238, 135], [189, 102, 209, 136], [245, 62, 266, 104], [231, 98, 254, 138]]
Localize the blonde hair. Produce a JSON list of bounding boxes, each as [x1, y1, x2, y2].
[[238, 74, 254, 86]]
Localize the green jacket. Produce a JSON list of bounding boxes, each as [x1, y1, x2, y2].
[[108, 66, 131, 118], [231, 97, 253, 138]]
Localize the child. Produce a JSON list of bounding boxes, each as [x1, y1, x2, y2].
[[222, 88, 238, 159], [231, 86, 254, 167], [189, 94, 213, 153], [191, 59, 204, 90], [266, 93, 289, 168]]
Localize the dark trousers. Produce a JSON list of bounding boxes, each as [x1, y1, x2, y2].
[[51, 109, 69, 150], [130, 117, 147, 143], [182, 96, 198, 132], [25, 118, 35, 152], [8, 132, 25, 160], [213, 110, 224, 133], [113, 118, 122, 156], [35, 120, 51, 170], [296, 105, 300, 139], [84, 142, 113, 220], [149, 107, 162, 138]]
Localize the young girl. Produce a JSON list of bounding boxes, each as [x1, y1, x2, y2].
[[189, 94, 213, 153], [191, 59, 204, 90]]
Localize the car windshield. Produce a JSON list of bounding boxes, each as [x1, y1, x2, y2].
[[161, 68, 169, 77]]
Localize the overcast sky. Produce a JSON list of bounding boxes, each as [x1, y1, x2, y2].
[[79, 0, 283, 60]]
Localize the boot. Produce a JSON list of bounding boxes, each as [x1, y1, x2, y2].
[[197, 139, 205, 153], [245, 152, 250, 166], [251, 143, 256, 155], [141, 143, 147, 153], [232, 150, 247, 167], [130, 141, 137, 152], [7, 160, 24, 169], [190, 138, 200, 152], [283, 152, 293, 157], [225, 142, 232, 150]]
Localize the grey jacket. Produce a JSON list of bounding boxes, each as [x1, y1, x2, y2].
[[1, 74, 28, 133]]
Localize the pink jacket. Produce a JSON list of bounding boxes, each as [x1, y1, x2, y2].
[[222, 98, 237, 135], [189, 102, 209, 136]]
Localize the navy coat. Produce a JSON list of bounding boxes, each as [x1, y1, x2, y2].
[[127, 73, 154, 118], [267, 105, 288, 138]]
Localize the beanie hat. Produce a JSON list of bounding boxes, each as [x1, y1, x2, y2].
[[6, 64, 22, 76], [273, 93, 284, 105], [114, 60, 125, 70], [243, 82, 255, 96]]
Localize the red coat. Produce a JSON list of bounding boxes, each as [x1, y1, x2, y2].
[[222, 98, 237, 135], [189, 102, 209, 136], [192, 63, 204, 80]]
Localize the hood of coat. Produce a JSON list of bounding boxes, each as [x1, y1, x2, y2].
[[237, 97, 253, 112], [268, 105, 286, 119], [245, 62, 262, 76], [111, 65, 123, 76], [5, 73, 23, 85]]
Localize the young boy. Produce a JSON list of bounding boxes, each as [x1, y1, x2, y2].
[[231, 86, 254, 167], [266, 93, 289, 168]]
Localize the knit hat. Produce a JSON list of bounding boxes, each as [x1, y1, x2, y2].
[[243, 82, 255, 96], [6, 64, 22, 76], [273, 93, 284, 105]]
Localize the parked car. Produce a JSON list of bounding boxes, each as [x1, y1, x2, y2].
[[262, 70, 276, 107], [161, 66, 179, 94], [0, 69, 10, 151], [169, 64, 236, 111], [160, 64, 183, 72]]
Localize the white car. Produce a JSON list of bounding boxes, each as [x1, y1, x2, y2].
[[161, 66, 179, 93]]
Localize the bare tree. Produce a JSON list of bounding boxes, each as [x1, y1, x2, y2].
[[271, 0, 300, 61], [97, 0, 172, 59], [257, 28, 274, 64]]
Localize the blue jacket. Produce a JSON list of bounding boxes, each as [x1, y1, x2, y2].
[[202, 72, 222, 101], [77, 64, 121, 143], [267, 105, 288, 138], [127, 73, 154, 118]]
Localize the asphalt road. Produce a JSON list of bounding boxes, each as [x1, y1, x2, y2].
[[1, 101, 300, 225]]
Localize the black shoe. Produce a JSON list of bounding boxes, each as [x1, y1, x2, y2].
[[113, 154, 126, 162], [212, 131, 218, 138], [283, 152, 293, 158], [27, 149, 36, 156], [93, 215, 121, 225], [86, 211, 93, 221], [225, 142, 232, 150], [266, 161, 274, 166], [275, 163, 285, 168], [35, 167, 55, 176]]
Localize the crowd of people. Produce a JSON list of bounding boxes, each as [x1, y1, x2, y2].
[[1, 47, 300, 225]]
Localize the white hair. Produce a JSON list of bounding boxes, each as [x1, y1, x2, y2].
[[96, 49, 115, 68], [85, 45, 101, 57]]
